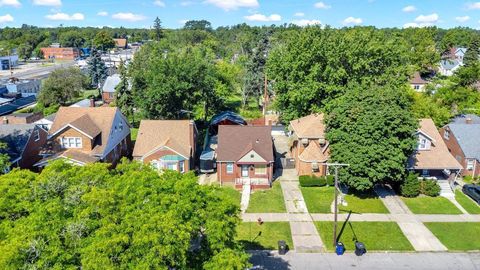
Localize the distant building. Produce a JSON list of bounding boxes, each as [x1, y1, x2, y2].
[[1, 112, 43, 125], [439, 59, 462, 76], [70, 99, 95, 108], [1, 78, 41, 97], [410, 72, 428, 92], [0, 55, 19, 70], [40, 47, 80, 60], [102, 74, 121, 103], [113, 38, 128, 49]]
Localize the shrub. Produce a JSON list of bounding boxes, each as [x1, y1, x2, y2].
[[420, 179, 440, 197], [299, 175, 326, 187], [326, 175, 335, 186], [401, 172, 420, 197]]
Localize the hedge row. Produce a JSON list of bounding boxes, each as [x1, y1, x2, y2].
[[299, 175, 335, 187], [401, 173, 441, 197]]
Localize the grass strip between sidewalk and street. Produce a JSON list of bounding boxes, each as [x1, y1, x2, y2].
[[424, 222, 480, 251], [454, 190, 480, 214], [236, 222, 292, 250]]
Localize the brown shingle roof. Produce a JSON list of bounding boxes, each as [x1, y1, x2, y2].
[[49, 107, 119, 155], [289, 113, 326, 139], [409, 119, 462, 170], [132, 120, 194, 158], [113, 38, 127, 48], [410, 72, 428, 85], [69, 114, 101, 138], [216, 125, 273, 162]]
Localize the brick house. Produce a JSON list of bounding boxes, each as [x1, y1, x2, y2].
[[288, 114, 330, 176], [35, 107, 131, 167], [101, 74, 121, 104], [407, 118, 462, 179], [0, 124, 48, 170], [40, 47, 80, 60], [216, 125, 274, 190], [1, 112, 44, 125], [440, 115, 480, 178], [133, 120, 197, 173]]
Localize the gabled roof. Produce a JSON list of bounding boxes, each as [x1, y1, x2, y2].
[[298, 141, 329, 163], [102, 74, 121, 93], [408, 119, 462, 170], [0, 124, 36, 162], [216, 125, 273, 162], [447, 123, 480, 161], [49, 107, 120, 156], [289, 113, 326, 139], [452, 114, 480, 124], [133, 120, 195, 159], [440, 59, 461, 70], [410, 72, 428, 85]]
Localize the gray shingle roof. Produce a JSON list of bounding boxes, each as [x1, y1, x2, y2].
[[0, 124, 36, 162], [102, 74, 121, 93], [448, 124, 480, 161], [452, 114, 480, 124]]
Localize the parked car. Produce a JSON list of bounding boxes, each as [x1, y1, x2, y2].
[[462, 184, 480, 204]]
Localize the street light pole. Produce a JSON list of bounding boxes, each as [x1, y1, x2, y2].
[[326, 162, 350, 247]]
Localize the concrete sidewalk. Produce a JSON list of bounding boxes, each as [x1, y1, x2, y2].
[[375, 185, 447, 252], [280, 169, 324, 252]]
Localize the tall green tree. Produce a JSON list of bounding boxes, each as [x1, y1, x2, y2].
[[38, 67, 88, 106], [0, 142, 11, 173], [153, 16, 164, 41], [115, 61, 134, 123], [463, 37, 480, 66], [93, 30, 115, 50], [0, 160, 250, 269], [87, 49, 108, 90], [326, 82, 418, 191]]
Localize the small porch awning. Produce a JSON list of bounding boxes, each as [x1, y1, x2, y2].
[[160, 155, 185, 161]]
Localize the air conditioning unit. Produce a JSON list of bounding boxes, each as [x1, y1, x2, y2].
[[319, 137, 326, 145]]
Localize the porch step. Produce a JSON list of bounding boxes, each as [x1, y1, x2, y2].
[[240, 184, 251, 213]]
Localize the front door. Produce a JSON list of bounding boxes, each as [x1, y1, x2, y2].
[[241, 165, 249, 177]]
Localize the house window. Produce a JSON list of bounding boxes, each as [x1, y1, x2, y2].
[[467, 159, 474, 171], [33, 129, 40, 142], [61, 137, 82, 148], [179, 161, 185, 173], [255, 164, 267, 175], [418, 138, 428, 150], [414, 85, 420, 90], [422, 169, 429, 176], [119, 121, 123, 131], [226, 163, 234, 174], [444, 130, 450, 140]]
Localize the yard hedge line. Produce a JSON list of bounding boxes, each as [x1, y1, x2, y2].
[[299, 175, 335, 187]]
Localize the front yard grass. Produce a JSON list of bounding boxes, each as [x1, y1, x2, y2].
[[315, 222, 413, 252], [424, 222, 480, 251], [401, 196, 462, 214], [213, 186, 241, 208], [246, 181, 286, 213], [455, 190, 480, 214], [301, 186, 388, 213], [236, 222, 292, 250]]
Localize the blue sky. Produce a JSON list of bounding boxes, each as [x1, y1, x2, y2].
[[1, 0, 480, 29]]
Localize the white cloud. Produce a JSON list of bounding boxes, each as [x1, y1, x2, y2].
[[456, 16, 470, 23], [466, 2, 480, 10], [97, 11, 108, 16], [0, 0, 21, 7], [0, 14, 14, 23], [180, 1, 193, 6], [33, 0, 62, 6], [402, 5, 416, 12], [342, 16, 362, 25], [294, 12, 305, 17], [314, 2, 331, 9], [204, 0, 259, 11], [244, 13, 281, 22], [153, 0, 165, 7], [414, 13, 438, 24], [291, 19, 321, 27], [112, 12, 147, 22], [45, 12, 84, 21]]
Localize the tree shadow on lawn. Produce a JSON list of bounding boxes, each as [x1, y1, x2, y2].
[[346, 189, 379, 199], [249, 251, 291, 270]]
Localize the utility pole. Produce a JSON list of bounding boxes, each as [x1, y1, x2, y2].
[[326, 162, 350, 247]]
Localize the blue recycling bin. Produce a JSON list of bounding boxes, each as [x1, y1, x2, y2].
[[335, 242, 345, 255]]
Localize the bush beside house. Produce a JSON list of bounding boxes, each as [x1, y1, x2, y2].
[[401, 173, 441, 197], [299, 175, 334, 187]]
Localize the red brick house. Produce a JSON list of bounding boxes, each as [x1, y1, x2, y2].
[[35, 107, 131, 167], [440, 115, 480, 178], [407, 119, 462, 179], [289, 114, 330, 176], [40, 47, 80, 60], [216, 125, 274, 190], [132, 120, 197, 173], [0, 124, 48, 170]]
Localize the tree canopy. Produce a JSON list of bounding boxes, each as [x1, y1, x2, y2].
[[0, 160, 250, 269], [38, 67, 88, 107]]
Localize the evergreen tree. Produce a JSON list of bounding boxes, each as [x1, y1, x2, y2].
[[153, 17, 164, 41], [244, 31, 270, 104], [115, 61, 134, 123], [463, 37, 480, 66], [87, 49, 108, 92]]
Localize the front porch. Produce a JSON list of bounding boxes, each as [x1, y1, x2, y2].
[[235, 177, 271, 190]]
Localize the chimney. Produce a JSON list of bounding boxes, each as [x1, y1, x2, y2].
[[466, 117, 472, 124], [2, 116, 8, 125], [90, 98, 95, 108]]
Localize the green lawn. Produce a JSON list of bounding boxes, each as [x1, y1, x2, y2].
[[301, 186, 334, 213], [455, 190, 480, 214], [246, 181, 286, 213], [83, 89, 99, 98], [130, 128, 139, 143], [301, 186, 388, 214], [339, 192, 389, 214], [401, 196, 462, 214], [425, 222, 480, 251], [213, 186, 241, 208], [236, 222, 292, 250], [315, 222, 414, 252]]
